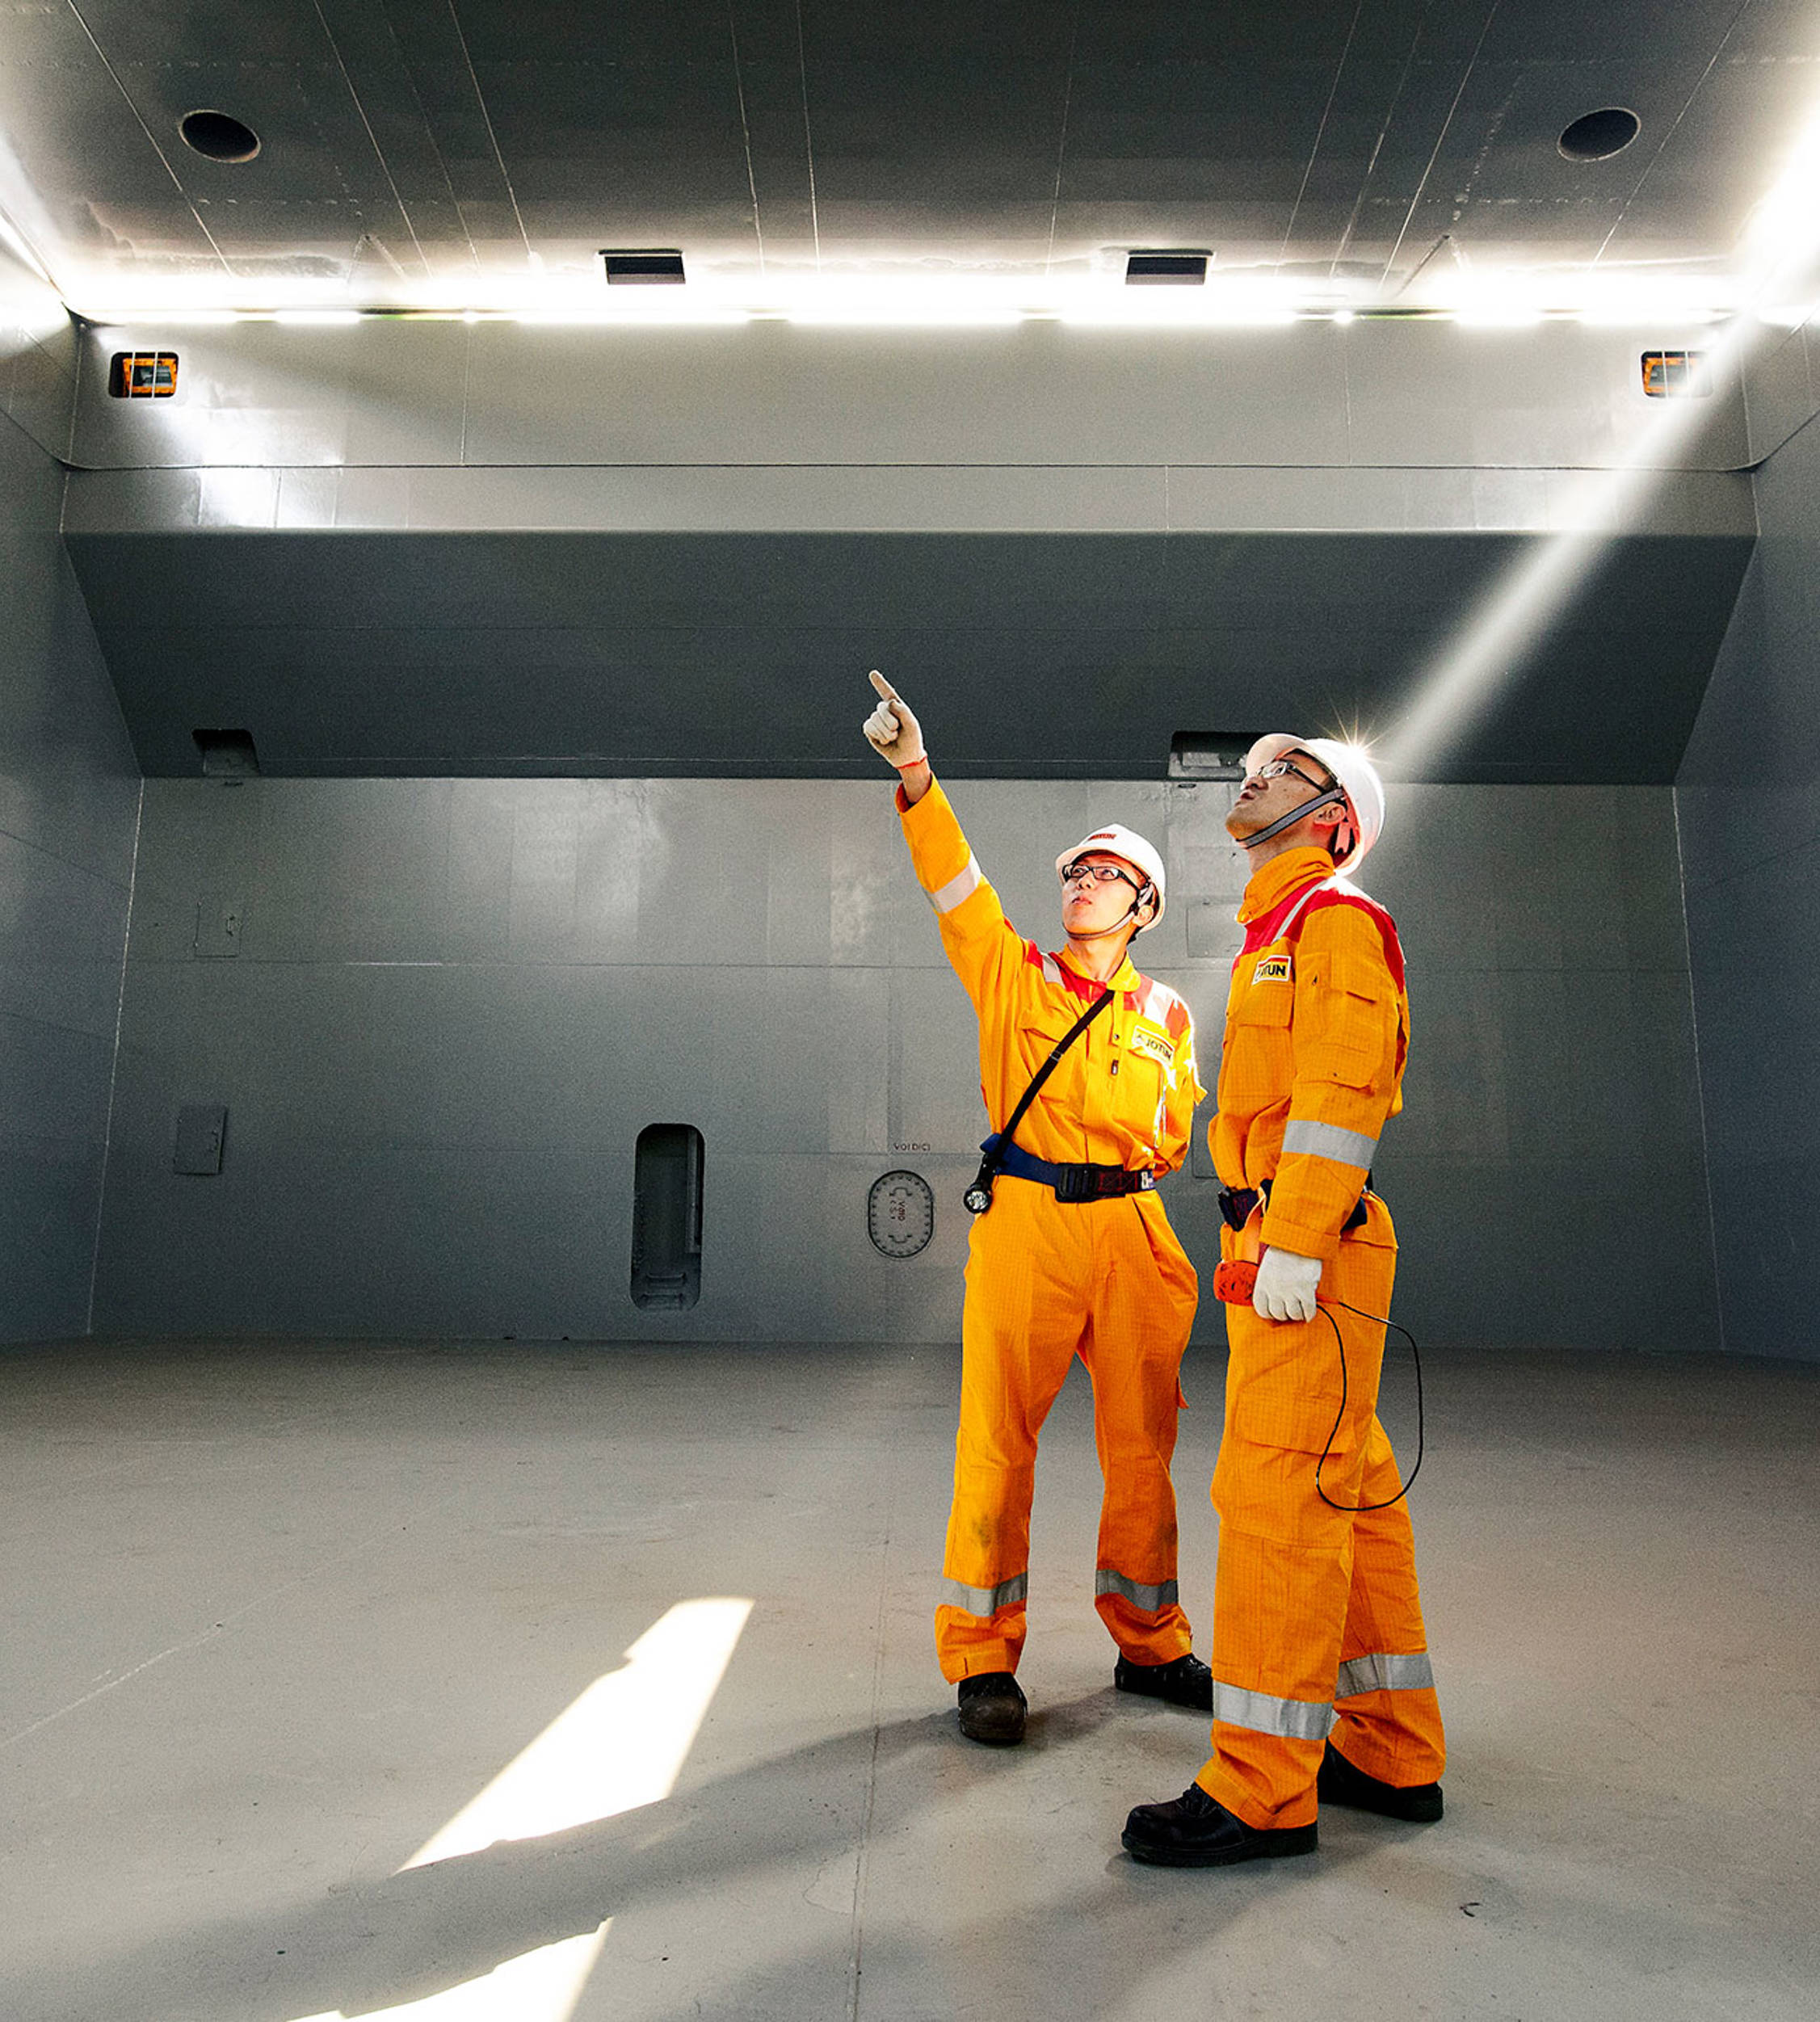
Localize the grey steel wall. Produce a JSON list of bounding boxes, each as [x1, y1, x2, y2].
[[92, 772, 1714, 1351], [1678, 411, 1820, 1361], [60, 314, 1755, 788], [69, 316, 1750, 475], [0, 274, 141, 1343], [1742, 311, 1820, 467], [61, 517, 1755, 788]]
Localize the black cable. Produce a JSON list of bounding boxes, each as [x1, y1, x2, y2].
[[1312, 1298, 1423, 1512]]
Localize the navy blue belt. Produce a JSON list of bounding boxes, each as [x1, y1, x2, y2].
[[985, 1136, 1158, 1204], [1218, 1175, 1372, 1232]]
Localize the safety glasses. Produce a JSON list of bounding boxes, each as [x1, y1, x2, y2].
[[1251, 757, 1330, 791], [1060, 859, 1141, 890]]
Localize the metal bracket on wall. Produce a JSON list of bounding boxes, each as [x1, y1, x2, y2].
[[173, 1105, 227, 1175], [194, 901, 245, 957]]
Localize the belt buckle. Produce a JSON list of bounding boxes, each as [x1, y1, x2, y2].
[[1053, 1166, 1091, 1203]]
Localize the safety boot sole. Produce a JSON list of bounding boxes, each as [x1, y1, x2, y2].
[[1121, 1819, 1318, 1868], [1113, 1652, 1213, 1710]]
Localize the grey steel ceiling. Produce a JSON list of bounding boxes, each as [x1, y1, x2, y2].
[[2, 1, 1818, 308]]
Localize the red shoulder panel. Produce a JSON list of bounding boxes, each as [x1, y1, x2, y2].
[[1028, 942, 1111, 1004], [1288, 889, 1406, 992]]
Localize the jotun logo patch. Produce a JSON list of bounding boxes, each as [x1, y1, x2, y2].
[[1252, 955, 1292, 984]]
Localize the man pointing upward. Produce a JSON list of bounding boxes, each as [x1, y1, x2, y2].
[[863, 671, 1210, 1746]]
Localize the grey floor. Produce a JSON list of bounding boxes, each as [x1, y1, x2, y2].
[[2, 1338, 1816, 2022]]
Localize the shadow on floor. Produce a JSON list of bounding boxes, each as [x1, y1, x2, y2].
[[14, 1694, 1364, 2022]]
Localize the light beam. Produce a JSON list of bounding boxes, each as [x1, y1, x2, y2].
[[281, 1596, 750, 2022], [288, 1927, 610, 2022], [1381, 106, 1820, 779], [401, 1595, 752, 1869]]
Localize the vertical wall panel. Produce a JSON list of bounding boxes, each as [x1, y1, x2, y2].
[[1678, 412, 1820, 1360], [94, 774, 1711, 1350], [0, 310, 140, 1341]]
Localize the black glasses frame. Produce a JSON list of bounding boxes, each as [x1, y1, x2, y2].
[[1060, 859, 1142, 892]]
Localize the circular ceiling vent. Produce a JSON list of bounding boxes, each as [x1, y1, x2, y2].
[[1558, 107, 1640, 162], [179, 110, 261, 163]]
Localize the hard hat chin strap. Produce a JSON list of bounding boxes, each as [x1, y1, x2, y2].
[[1238, 786, 1346, 853], [1071, 882, 1156, 940]]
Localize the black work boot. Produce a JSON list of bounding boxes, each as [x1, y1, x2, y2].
[[956, 1671, 1027, 1745], [1317, 1741, 1444, 1822], [1123, 1783, 1318, 1868], [1113, 1651, 1214, 1710]]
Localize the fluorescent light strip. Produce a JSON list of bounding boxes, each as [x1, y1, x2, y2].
[[1058, 306, 1297, 327], [1575, 305, 1725, 327], [507, 306, 752, 326], [64, 291, 1745, 329], [77, 309, 242, 326], [1451, 308, 1546, 328], [781, 306, 1027, 326]]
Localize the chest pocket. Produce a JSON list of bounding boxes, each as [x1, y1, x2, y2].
[[1229, 946, 1294, 1028], [1015, 990, 1099, 1087], [1297, 950, 1391, 1088], [1129, 1019, 1179, 1083]]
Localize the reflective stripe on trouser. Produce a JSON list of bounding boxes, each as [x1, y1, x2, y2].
[[1095, 1568, 1180, 1613], [1196, 1196, 1445, 1828], [936, 1175, 1199, 1681]]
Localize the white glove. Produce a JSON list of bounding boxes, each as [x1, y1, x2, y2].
[[1253, 1245, 1324, 1323], [862, 670, 927, 769]]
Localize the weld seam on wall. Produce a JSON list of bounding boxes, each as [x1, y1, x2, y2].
[[86, 778, 143, 1335], [1671, 782, 1727, 1356]]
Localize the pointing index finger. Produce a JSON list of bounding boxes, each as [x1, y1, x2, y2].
[[868, 670, 899, 703]]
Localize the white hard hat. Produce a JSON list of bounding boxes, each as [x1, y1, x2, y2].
[[1055, 822, 1167, 927], [1243, 735, 1386, 875]]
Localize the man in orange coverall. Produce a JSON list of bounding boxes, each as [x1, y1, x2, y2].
[[1124, 734, 1446, 1864], [862, 671, 1209, 1747]]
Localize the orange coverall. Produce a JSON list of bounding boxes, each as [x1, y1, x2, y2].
[[899, 779, 1204, 1681], [1198, 845, 1446, 1827]]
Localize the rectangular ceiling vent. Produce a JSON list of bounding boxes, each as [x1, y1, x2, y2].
[[193, 728, 260, 778], [602, 249, 687, 285], [1126, 250, 1209, 286], [1168, 733, 1266, 782]]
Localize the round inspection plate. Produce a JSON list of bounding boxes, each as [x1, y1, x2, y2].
[[867, 1170, 935, 1259]]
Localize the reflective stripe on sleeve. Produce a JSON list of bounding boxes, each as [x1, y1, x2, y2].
[[1095, 1568, 1180, 1613], [1211, 1681, 1334, 1741], [938, 1572, 1028, 1617], [1040, 953, 1062, 985], [1335, 1650, 1435, 1699], [1281, 1118, 1379, 1169], [929, 855, 985, 915]]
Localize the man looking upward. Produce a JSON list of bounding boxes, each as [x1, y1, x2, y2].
[[863, 671, 1209, 1747], [1124, 736, 1447, 1866]]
